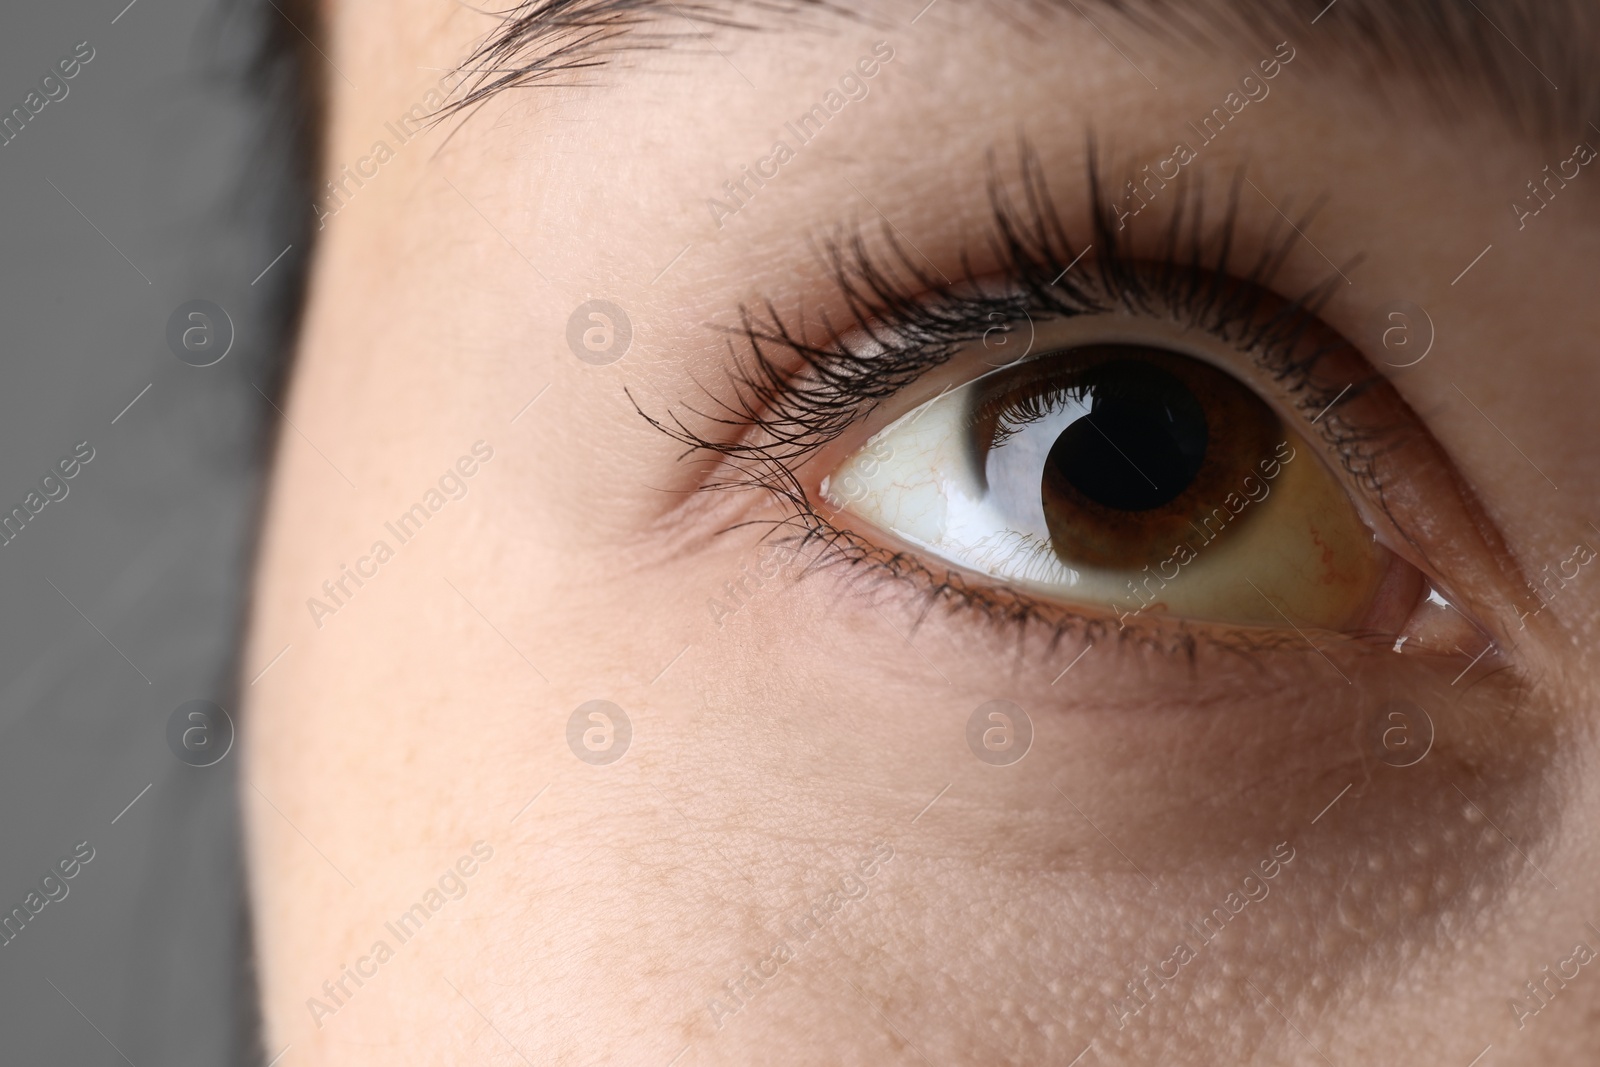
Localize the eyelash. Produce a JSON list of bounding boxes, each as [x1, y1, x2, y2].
[[637, 141, 1409, 653]]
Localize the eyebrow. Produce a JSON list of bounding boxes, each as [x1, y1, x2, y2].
[[444, 0, 1596, 141]]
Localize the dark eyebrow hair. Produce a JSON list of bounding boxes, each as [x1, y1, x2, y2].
[[443, 0, 1598, 142], [443, 0, 846, 115]]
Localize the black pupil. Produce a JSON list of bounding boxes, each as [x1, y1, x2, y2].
[[1045, 359, 1208, 511]]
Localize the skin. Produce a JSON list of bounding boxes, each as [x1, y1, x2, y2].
[[244, 2, 1600, 1063]]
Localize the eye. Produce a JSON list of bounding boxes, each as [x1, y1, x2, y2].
[[821, 334, 1413, 631], [649, 156, 1518, 651]]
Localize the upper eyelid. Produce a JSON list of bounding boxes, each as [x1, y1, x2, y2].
[[662, 145, 1351, 464]]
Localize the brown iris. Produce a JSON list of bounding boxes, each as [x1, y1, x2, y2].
[[968, 345, 1282, 569]]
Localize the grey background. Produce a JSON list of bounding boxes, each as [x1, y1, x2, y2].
[[0, 0, 303, 1062]]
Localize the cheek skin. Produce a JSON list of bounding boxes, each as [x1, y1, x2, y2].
[[439, 553, 1562, 1065]]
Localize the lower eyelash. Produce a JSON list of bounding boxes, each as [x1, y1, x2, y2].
[[766, 496, 1178, 654], [635, 137, 1396, 651], [769, 491, 1349, 661]]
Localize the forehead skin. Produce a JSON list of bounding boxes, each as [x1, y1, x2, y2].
[[244, 1, 1600, 1064]]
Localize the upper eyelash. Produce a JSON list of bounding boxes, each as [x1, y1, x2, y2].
[[643, 139, 1365, 470], [631, 138, 1404, 648]]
